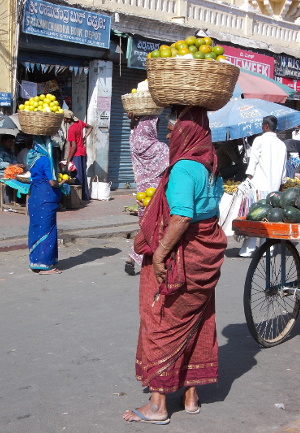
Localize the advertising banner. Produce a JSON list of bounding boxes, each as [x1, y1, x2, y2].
[[127, 36, 162, 69], [275, 76, 300, 93], [22, 0, 111, 49], [222, 46, 274, 78], [0, 92, 11, 106], [274, 55, 300, 80]]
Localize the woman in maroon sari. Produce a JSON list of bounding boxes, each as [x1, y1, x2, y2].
[[123, 106, 227, 424]]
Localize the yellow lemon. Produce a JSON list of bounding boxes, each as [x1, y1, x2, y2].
[[62, 174, 69, 180], [39, 94, 46, 100], [131, 88, 137, 93], [19, 104, 25, 110]]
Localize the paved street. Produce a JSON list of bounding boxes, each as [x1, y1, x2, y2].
[[0, 235, 299, 433]]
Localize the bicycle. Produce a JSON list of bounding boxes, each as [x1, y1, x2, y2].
[[233, 218, 300, 347]]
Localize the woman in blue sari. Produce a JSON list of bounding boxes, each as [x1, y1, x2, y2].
[[27, 136, 67, 275]]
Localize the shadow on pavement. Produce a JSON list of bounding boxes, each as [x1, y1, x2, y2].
[[58, 247, 121, 270], [197, 322, 261, 405]]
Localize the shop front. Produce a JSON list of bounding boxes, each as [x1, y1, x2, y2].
[[16, 0, 113, 183]]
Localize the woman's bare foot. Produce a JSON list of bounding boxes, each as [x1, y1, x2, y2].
[[183, 387, 200, 413], [38, 268, 62, 275], [123, 392, 168, 423]]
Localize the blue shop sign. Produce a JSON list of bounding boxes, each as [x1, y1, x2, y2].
[[22, 0, 111, 49], [0, 92, 11, 106]]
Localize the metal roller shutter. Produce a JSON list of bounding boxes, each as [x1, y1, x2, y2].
[[108, 64, 170, 189]]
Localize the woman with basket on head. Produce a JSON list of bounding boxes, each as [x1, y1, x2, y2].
[[27, 136, 68, 275], [123, 106, 227, 424], [124, 113, 169, 275]]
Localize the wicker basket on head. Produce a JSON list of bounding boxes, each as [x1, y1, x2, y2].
[[18, 111, 64, 136], [146, 58, 240, 111], [121, 91, 164, 117]]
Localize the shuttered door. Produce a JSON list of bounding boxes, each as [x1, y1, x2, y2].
[[108, 64, 170, 189]]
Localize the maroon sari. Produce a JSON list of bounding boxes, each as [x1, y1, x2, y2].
[[134, 106, 227, 393]]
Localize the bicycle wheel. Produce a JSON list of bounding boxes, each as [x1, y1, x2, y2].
[[244, 239, 300, 347]]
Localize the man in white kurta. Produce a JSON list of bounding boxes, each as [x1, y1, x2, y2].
[[239, 115, 287, 257]]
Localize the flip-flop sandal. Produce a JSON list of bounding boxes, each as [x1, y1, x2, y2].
[[125, 262, 135, 276], [180, 396, 200, 414], [38, 268, 62, 275], [129, 409, 170, 424]]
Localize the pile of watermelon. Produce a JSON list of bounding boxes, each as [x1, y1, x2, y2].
[[246, 187, 300, 223]]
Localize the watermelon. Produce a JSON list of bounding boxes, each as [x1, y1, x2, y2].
[[257, 199, 267, 205], [246, 204, 272, 221], [266, 207, 284, 222], [279, 187, 300, 208], [266, 191, 283, 207], [282, 206, 300, 223], [294, 195, 300, 210]]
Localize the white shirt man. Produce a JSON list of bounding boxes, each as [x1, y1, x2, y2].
[[239, 115, 287, 257]]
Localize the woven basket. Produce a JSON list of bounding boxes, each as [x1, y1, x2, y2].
[[146, 58, 240, 111], [121, 91, 164, 116], [18, 111, 64, 136]]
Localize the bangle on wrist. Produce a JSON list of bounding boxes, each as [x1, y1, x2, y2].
[[159, 240, 170, 251]]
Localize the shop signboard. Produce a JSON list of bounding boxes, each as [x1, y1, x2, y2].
[[127, 36, 162, 69], [22, 0, 111, 49], [0, 92, 11, 106], [274, 55, 300, 80], [221, 46, 274, 78], [275, 76, 300, 93]]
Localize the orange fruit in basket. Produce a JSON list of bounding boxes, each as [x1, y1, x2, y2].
[[171, 48, 178, 57], [199, 45, 212, 54], [216, 55, 227, 61], [195, 38, 205, 48], [175, 40, 186, 49], [205, 52, 216, 60], [212, 45, 224, 56], [151, 50, 160, 58], [203, 37, 213, 45], [188, 45, 198, 53], [178, 48, 190, 56], [177, 42, 188, 50], [160, 48, 172, 58], [147, 52, 152, 59], [193, 51, 205, 59], [185, 36, 197, 46], [159, 45, 170, 50]]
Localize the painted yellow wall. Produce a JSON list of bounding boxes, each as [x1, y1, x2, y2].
[[0, 0, 17, 97]]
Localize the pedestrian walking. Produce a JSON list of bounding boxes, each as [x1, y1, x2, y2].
[[123, 105, 227, 425], [125, 114, 169, 275], [239, 115, 287, 257], [64, 110, 93, 201]]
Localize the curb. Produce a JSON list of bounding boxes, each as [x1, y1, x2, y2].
[[0, 224, 140, 252], [271, 419, 300, 433]]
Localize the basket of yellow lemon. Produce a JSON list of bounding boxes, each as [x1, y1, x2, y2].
[[146, 37, 240, 111], [121, 80, 164, 116], [18, 93, 64, 136]]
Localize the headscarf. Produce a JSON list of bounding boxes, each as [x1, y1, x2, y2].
[[137, 106, 217, 251], [130, 116, 169, 190], [26, 136, 53, 172]]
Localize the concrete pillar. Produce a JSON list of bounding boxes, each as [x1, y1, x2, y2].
[[87, 59, 112, 182]]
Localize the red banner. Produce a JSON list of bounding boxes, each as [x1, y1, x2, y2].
[[221, 46, 274, 78], [275, 76, 300, 92]]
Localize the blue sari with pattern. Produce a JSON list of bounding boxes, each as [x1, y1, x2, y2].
[[27, 136, 62, 271]]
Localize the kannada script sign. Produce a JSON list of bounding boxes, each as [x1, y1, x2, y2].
[[22, 0, 111, 49]]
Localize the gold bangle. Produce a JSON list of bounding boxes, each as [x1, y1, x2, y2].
[[159, 240, 170, 251]]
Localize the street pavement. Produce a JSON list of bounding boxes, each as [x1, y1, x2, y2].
[[0, 191, 140, 252], [0, 194, 299, 433]]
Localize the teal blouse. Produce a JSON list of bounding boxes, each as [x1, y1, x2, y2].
[[166, 160, 224, 223]]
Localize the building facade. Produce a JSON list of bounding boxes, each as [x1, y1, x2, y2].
[[1, 0, 300, 188]]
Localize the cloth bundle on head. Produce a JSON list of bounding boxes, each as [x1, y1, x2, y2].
[[63, 109, 78, 121]]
